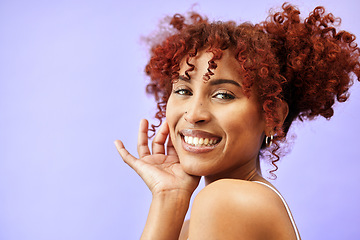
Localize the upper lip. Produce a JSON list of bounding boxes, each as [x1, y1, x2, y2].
[[179, 129, 222, 140]]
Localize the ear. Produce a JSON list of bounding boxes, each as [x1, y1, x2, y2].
[[265, 100, 289, 136]]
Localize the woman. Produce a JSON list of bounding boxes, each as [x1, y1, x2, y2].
[[115, 3, 359, 239]]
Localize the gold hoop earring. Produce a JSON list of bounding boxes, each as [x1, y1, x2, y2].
[[265, 135, 274, 147]]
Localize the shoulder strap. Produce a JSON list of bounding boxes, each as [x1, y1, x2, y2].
[[252, 181, 301, 240]]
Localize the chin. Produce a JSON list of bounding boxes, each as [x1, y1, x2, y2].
[[179, 157, 218, 177]]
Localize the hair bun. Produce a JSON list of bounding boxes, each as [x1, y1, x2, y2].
[[260, 3, 360, 129]]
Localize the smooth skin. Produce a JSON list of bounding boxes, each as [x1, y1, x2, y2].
[[115, 50, 298, 240], [166, 50, 268, 183], [115, 119, 200, 240]]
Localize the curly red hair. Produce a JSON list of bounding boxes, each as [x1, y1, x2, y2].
[[144, 3, 360, 174]]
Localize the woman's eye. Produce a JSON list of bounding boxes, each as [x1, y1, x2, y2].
[[174, 89, 192, 95], [214, 92, 235, 100]]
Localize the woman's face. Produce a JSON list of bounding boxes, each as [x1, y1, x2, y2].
[[166, 50, 266, 179]]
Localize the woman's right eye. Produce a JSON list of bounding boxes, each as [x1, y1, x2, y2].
[[174, 89, 192, 96]]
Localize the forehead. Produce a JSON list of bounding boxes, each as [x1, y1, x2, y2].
[[179, 49, 242, 79], [184, 49, 240, 70]]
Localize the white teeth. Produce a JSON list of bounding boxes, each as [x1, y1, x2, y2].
[[183, 136, 219, 147]]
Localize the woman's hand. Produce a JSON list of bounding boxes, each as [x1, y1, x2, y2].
[[116, 119, 199, 239], [115, 119, 200, 197]]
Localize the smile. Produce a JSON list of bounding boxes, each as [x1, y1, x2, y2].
[[179, 129, 222, 153], [183, 136, 219, 146]]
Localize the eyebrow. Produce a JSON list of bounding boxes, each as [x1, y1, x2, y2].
[[209, 79, 241, 87], [178, 75, 241, 87]]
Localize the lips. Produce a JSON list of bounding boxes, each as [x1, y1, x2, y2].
[[179, 129, 222, 153]]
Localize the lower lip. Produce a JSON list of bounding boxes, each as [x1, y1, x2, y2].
[[181, 136, 219, 153]]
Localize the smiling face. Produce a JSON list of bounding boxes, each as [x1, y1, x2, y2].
[[166, 50, 266, 182]]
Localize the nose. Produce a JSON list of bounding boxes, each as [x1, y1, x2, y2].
[[184, 97, 211, 125]]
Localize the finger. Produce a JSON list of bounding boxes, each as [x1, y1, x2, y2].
[[137, 119, 151, 158], [166, 136, 178, 156], [114, 140, 138, 170], [152, 120, 169, 154]]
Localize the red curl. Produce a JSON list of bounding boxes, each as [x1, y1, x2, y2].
[[143, 3, 360, 175]]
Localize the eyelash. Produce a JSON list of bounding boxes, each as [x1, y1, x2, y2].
[[174, 88, 192, 95], [214, 91, 235, 100], [174, 88, 235, 100]]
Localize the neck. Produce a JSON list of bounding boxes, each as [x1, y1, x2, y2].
[[204, 156, 262, 186]]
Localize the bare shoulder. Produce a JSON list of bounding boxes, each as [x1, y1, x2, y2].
[[188, 179, 298, 240]]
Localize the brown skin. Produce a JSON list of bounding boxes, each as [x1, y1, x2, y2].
[[115, 50, 296, 240], [187, 179, 299, 240], [115, 119, 199, 240], [167, 50, 267, 184]]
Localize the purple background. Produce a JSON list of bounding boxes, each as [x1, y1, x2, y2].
[[0, 0, 359, 239]]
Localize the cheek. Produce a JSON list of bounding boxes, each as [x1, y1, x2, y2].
[[165, 96, 179, 140], [165, 95, 176, 123], [223, 106, 265, 140]]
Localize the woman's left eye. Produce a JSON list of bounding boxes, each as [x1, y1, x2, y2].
[[174, 88, 192, 95], [213, 91, 235, 100]]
